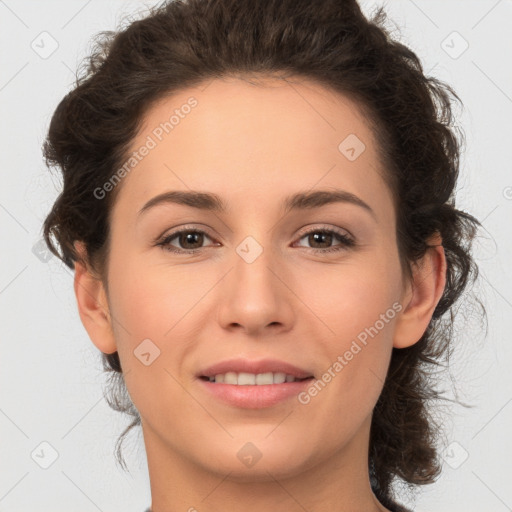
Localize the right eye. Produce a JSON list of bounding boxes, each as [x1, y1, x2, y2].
[[156, 228, 217, 254]]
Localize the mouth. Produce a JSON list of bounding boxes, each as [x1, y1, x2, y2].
[[199, 373, 315, 385], [197, 357, 315, 384], [197, 372, 316, 409]]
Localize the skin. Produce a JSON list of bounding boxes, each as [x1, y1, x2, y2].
[[74, 75, 446, 512]]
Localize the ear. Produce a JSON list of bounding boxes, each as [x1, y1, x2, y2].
[[393, 232, 447, 349], [73, 241, 117, 354]]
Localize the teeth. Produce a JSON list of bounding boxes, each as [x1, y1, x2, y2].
[[207, 371, 305, 385]]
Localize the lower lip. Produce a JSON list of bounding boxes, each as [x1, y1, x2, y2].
[[198, 377, 314, 409]]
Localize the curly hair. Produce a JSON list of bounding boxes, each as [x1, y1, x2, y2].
[[42, 0, 484, 506]]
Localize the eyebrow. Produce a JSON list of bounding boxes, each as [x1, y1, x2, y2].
[[137, 189, 376, 221]]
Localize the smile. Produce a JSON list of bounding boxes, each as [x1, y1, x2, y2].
[[200, 371, 312, 385]]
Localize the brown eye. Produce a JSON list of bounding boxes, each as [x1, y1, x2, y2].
[[156, 226, 355, 255], [157, 229, 215, 254], [294, 228, 355, 254]]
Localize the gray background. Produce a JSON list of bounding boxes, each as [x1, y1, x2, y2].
[[1, 1, 511, 511]]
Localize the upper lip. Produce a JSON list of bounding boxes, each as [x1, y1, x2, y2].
[[197, 358, 314, 379]]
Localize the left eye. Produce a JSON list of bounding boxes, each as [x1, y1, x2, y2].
[[156, 227, 355, 254], [294, 229, 355, 253]]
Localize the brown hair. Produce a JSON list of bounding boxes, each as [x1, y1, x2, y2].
[[42, 0, 484, 505]]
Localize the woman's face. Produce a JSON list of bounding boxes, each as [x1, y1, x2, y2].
[[93, 76, 413, 481]]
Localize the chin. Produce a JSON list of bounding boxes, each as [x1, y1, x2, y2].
[[195, 438, 315, 481]]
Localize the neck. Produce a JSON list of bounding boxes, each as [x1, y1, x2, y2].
[[142, 414, 391, 512]]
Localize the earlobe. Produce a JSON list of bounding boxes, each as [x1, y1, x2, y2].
[[393, 232, 447, 349], [73, 241, 118, 355]]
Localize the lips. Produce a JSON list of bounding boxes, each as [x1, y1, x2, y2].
[[197, 358, 315, 380]]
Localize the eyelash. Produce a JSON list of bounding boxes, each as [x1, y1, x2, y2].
[[155, 225, 355, 255]]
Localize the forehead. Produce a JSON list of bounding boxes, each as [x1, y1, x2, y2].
[[113, 76, 393, 223], [134, 75, 377, 162]]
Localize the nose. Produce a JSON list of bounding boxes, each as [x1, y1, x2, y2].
[[215, 245, 295, 337]]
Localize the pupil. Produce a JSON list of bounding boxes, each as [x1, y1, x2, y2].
[[182, 232, 201, 249], [311, 232, 331, 248]]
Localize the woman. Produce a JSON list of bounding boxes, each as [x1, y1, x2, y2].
[[42, 0, 482, 510]]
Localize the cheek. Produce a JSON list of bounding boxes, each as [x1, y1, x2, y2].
[[310, 258, 400, 389], [312, 254, 400, 336], [105, 255, 204, 417], [295, 274, 398, 446], [330, 281, 398, 344], [108, 252, 210, 340]]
